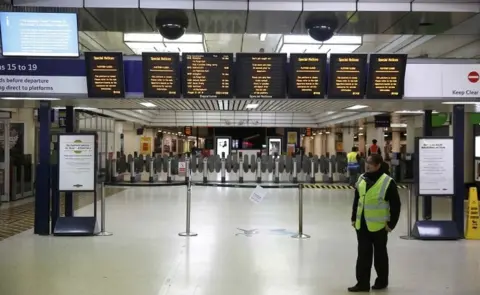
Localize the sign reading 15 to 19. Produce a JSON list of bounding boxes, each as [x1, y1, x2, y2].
[[0, 63, 38, 71]]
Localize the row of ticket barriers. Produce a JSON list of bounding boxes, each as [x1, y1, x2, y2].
[[107, 152, 368, 184]]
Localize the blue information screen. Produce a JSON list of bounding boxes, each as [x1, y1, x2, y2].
[[0, 12, 79, 57]]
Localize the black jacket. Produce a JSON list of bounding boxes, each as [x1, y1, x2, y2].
[[351, 169, 401, 230]]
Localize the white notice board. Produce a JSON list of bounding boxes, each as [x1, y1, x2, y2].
[[58, 134, 96, 192], [418, 138, 454, 196]]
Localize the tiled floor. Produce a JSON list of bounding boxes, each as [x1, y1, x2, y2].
[[0, 186, 478, 295], [0, 187, 125, 241]]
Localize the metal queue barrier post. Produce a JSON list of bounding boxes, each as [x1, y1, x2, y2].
[[179, 155, 198, 237], [97, 182, 113, 236], [185, 153, 190, 182], [292, 184, 310, 239], [400, 183, 415, 240], [238, 152, 244, 183], [221, 152, 226, 183]]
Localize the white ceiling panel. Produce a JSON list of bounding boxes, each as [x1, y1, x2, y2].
[[407, 35, 480, 57]]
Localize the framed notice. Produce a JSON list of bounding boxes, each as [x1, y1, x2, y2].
[[215, 136, 231, 157], [475, 159, 480, 182], [58, 133, 97, 192], [267, 137, 282, 156], [415, 137, 454, 196]]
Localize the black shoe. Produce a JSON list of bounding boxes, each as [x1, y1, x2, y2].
[[371, 284, 388, 290], [348, 285, 370, 292]]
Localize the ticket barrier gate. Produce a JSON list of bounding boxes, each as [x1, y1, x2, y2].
[[106, 152, 353, 185], [10, 157, 34, 201]]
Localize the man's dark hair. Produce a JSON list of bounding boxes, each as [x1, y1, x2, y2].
[[372, 139, 377, 144], [352, 147, 358, 152], [369, 154, 383, 165]]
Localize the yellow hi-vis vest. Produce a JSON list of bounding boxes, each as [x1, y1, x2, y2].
[[347, 151, 359, 168], [355, 173, 392, 232]]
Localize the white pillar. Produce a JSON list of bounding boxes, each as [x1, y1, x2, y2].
[[343, 128, 354, 153], [406, 116, 423, 153], [303, 136, 312, 155], [314, 134, 321, 156], [358, 129, 365, 155], [327, 132, 336, 155], [114, 121, 123, 154], [391, 114, 401, 153]]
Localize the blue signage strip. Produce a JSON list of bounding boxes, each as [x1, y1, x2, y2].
[[0, 58, 85, 76]]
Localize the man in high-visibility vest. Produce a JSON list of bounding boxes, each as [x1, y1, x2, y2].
[[347, 147, 360, 186], [368, 139, 381, 156], [348, 154, 401, 293]]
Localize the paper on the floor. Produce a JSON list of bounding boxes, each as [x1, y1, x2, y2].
[[249, 185, 267, 204]]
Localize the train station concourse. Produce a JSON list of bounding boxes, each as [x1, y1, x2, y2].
[[0, 1, 479, 295]]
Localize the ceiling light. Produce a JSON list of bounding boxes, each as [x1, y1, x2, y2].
[[325, 131, 331, 134], [358, 133, 364, 136], [345, 105, 368, 110], [259, 33, 267, 41], [124, 33, 203, 43], [442, 102, 480, 105], [1, 97, 61, 101], [391, 123, 407, 128], [326, 111, 336, 115], [246, 103, 259, 109], [384, 134, 388, 137], [140, 102, 156, 107], [359, 127, 363, 130], [394, 110, 439, 114]]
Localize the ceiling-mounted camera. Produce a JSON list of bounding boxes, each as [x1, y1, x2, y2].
[[155, 10, 189, 40], [305, 16, 338, 42]]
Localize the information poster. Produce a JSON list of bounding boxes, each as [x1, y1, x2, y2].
[[58, 134, 96, 192], [418, 138, 454, 195], [268, 138, 282, 155], [216, 137, 231, 157], [140, 136, 151, 155]]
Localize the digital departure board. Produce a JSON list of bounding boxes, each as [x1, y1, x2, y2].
[[182, 53, 233, 98], [142, 52, 180, 98], [235, 53, 287, 99], [367, 54, 407, 99], [288, 54, 327, 98], [328, 54, 367, 98], [84, 52, 125, 98]]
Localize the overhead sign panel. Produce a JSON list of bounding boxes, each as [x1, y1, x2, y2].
[[367, 54, 407, 99], [142, 52, 180, 98], [328, 54, 367, 98], [84, 52, 125, 98], [182, 53, 233, 98], [0, 12, 79, 57], [288, 53, 327, 98], [235, 53, 287, 99]]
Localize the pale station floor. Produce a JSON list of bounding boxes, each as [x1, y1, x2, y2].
[[0, 186, 479, 295]]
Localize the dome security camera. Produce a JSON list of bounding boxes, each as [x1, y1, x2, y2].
[[155, 10, 189, 40], [305, 17, 338, 42]]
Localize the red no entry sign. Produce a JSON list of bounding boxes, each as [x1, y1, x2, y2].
[[468, 71, 479, 83]]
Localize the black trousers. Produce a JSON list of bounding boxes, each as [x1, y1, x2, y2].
[[355, 225, 389, 287]]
